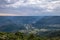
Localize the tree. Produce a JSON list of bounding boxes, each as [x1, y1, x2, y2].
[[15, 32, 24, 40], [27, 33, 36, 40]]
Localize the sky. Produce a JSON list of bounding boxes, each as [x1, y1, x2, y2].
[[0, 0, 60, 16]]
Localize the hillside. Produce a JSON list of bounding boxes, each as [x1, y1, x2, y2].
[[0, 31, 60, 40], [0, 16, 60, 33]]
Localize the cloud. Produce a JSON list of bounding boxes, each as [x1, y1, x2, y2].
[[2, 0, 59, 12], [0, 13, 18, 16], [0, 12, 31, 16], [40, 29, 49, 32], [0, 0, 60, 16]]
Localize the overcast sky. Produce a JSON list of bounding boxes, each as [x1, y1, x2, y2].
[[0, 0, 60, 16]]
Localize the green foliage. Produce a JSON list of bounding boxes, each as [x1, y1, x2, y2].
[[0, 32, 60, 40]]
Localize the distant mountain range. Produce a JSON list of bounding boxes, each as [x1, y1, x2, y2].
[[0, 16, 60, 33], [36, 16, 60, 24], [0, 16, 40, 32]]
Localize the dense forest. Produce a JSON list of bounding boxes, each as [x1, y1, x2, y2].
[[0, 31, 60, 40]]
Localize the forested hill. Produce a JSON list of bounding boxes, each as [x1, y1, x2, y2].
[[0, 31, 60, 40]]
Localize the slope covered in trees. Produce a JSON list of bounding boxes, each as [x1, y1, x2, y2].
[[0, 31, 60, 40]]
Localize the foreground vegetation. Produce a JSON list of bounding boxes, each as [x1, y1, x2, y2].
[[0, 32, 60, 40]]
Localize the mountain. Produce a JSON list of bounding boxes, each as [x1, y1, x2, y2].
[[36, 16, 60, 24], [0, 16, 41, 24], [33, 16, 60, 29], [0, 16, 60, 32], [0, 16, 40, 32]]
